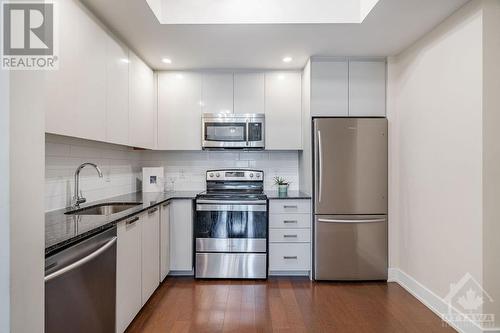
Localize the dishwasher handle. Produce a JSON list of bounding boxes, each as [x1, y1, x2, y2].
[[45, 237, 117, 282]]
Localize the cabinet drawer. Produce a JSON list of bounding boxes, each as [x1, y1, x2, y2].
[[269, 229, 311, 243], [269, 213, 311, 228], [269, 243, 310, 271], [269, 200, 311, 214]]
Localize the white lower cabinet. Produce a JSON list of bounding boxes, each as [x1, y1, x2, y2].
[[160, 202, 171, 281], [169, 199, 193, 271], [269, 243, 311, 271], [116, 207, 160, 333], [116, 216, 142, 333], [268, 199, 312, 274], [141, 207, 160, 304]]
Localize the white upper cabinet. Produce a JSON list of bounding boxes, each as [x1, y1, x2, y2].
[[105, 36, 129, 146], [311, 60, 348, 116], [348, 61, 386, 117], [45, 0, 106, 141], [201, 72, 234, 114], [265, 72, 302, 150], [129, 52, 156, 149], [234, 72, 265, 114], [157, 72, 202, 150]]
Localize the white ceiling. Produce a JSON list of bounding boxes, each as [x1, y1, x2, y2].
[[146, 0, 379, 24], [82, 0, 469, 70]]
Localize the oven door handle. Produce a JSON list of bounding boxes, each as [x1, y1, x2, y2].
[[196, 199, 267, 205]]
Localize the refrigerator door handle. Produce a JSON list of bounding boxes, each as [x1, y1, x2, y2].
[[317, 218, 386, 224], [317, 129, 323, 203]]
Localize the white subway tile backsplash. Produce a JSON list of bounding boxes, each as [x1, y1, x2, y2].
[[45, 134, 300, 211]]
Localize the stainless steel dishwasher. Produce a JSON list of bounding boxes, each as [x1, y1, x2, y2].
[[45, 226, 117, 333]]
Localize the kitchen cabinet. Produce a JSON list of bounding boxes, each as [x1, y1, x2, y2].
[[129, 52, 156, 149], [268, 199, 311, 274], [141, 207, 160, 304], [160, 202, 171, 281], [311, 60, 348, 116], [201, 72, 234, 114], [265, 72, 302, 150], [169, 199, 193, 271], [105, 35, 129, 145], [45, 0, 107, 141], [116, 216, 142, 333], [157, 72, 202, 150], [348, 61, 386, 117], [234, 72, 265, 114]]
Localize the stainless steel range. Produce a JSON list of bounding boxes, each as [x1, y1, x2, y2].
[[195, 169, 268, 279]]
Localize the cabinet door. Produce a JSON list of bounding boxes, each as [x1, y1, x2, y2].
[[311, 61, 348, 116], [116, 218, 142, 333], [170, 200, 193, 271], [201, 72, 233, 114], [157, 72, 202, 150], [160, 202, 170, 281], [265, 72, 302, 150], [141, 208, 160, 305], [129, 52, 156, 149], [45, 0, 106, 141], [348, 61, 386, 117], [105, 36, 129, 145], [234, 72, 265, 114]]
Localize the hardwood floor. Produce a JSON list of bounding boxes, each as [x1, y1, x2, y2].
[[126, 277, 456, 333]]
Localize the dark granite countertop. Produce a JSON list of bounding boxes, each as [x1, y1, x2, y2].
[[264, 190, 311, 200], [45, 191, 199, 256]]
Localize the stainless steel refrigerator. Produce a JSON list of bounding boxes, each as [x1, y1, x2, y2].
[[313, 118, 388, 280]]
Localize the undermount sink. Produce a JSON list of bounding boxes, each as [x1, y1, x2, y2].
[[65, 202, 142, 216]]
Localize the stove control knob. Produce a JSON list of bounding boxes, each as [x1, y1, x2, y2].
[[216, 172, 220, 177], [256, 173, 261, 178], [249, 173, 254, 178], [209, 173, 214, 178]]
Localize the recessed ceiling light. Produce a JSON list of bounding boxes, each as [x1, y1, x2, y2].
[[120, 58, 130, 63], [282, 56, 293, 63], [162, 58, 172, 64]]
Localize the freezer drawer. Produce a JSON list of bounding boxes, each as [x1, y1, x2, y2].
[[314, 215, 387, 280], [314, 118, 387, 215], [195, 253, 267, 279]]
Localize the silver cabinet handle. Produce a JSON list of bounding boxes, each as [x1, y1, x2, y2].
[[126, 216, 139, 225], [283, 234, 298, 238], [283, 256, 298, 260], [318, 218, 386, 223], [283, 220, 297, 224], [45, 237, 117, 282], [283, 205, 298, 209], [162, 202, 170, 208], [148, 207, 158, 214]]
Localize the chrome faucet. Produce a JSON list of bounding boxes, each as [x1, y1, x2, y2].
[[73, 162, 103, 207]]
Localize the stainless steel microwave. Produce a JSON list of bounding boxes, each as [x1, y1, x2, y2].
[[201, 113, 265, 149]]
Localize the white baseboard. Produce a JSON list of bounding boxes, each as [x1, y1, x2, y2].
[[388, 268, 500, 333]]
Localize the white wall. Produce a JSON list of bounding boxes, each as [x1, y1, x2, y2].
[[10, 71, 45, 332], [0, 56, 10, 333], [387, 0, 483, 302], [141, 150, 299, 192], [45, 134, 144, 211]]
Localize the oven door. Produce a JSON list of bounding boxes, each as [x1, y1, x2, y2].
[[195, 199, 268, 253]]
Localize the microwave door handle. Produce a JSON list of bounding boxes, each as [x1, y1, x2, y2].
[[245, 119, 249, 147]]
